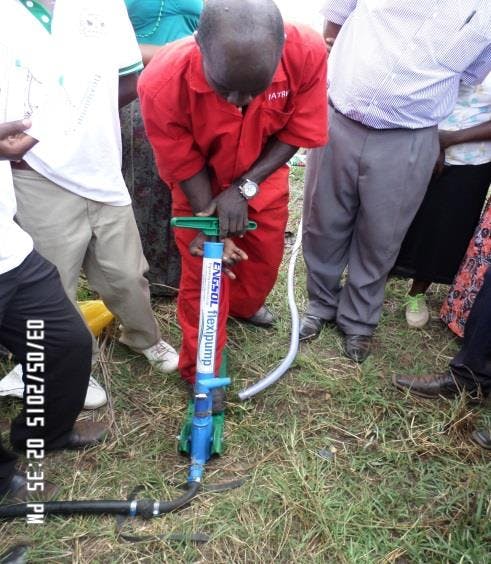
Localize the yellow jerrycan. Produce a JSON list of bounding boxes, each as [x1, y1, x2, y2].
[[78, 300, 114, 336]]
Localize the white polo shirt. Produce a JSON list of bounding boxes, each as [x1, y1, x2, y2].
[[0, 162, 33, 275], [0, 34, 33, 274], [2, 0, 143, 206]]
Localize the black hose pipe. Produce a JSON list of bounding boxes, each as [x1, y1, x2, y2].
[[0, 481, 200, 520]]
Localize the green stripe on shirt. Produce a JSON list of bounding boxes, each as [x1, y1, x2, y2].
[[119, 61, 144, 76], [20, 0, 53, 32]]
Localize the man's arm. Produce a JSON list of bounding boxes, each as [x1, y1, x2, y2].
[[180, 167, 214, 214], [197, 138, 298, 238], [321, 0, 357, 51], [181, 168, 249, 275], [139, 44, 163, 67], [323, 21, 342, 53], [240, 138, 298, 186], [119, 72, 138, 108], [440, 120, 491, 148], [114, 0, 144, 107], [434, 120, 491, 176], [0, 120, 37, 161]]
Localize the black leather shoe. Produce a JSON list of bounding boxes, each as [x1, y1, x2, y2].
[[238, 305, 275, 328], [299, 315, 328, 341], [344, 334, 372, 363], [471, 429, 491, 450], [62, 420, 109, 450], [391, 372, 483, 400], [0, 470, 59, 503]]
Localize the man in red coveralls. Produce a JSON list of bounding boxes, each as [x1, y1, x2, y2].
[[139, 0, 327, 389]]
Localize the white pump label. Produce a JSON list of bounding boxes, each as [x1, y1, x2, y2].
[[197, 257, 222, 374]]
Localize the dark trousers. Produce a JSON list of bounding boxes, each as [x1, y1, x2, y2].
[[394, 162, 491, 284], [450, 267, 491, 391], [0, 250, 91, 494]]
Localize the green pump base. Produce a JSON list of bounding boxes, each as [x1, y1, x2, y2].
[[178, 351, 228, 457], [178, 404, 225, 457]]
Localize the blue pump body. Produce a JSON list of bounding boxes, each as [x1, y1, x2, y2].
[[188, 241, 230, 483]]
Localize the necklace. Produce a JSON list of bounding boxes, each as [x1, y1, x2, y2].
[[135, 0, 166, 39]]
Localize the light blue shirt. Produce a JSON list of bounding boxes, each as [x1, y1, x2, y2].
[[125, 0, 203, 46], [322, 0, 491, 129]]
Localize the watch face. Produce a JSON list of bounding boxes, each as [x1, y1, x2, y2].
[[242, 180, 258, 198]]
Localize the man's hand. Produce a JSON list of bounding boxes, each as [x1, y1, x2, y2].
[[323, 21, 341, 54], [119, 73, 138, 108], [433, 130, 457, 178], [438, 129, 458, 151], [433, 147, 445, 178], [197, 184, 248, 238], [189, 231, 248, 279], [0, 119, 37, 161], [434, 122, 491, 178]]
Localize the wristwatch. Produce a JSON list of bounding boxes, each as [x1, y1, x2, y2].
[[237, 178, 259, 200]]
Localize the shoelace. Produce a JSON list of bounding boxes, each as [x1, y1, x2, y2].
[[88, 376, 102, 389], [151, 341, 174, 359]]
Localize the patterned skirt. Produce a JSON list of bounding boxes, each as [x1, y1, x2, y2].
[[121, 100, 181, 296], [440, 198, 491, 337]]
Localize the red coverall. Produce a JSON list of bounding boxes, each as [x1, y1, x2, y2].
[[139, 24, 328, 383]]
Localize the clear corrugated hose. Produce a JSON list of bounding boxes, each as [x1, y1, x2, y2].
[[238, 218, 302, 401]]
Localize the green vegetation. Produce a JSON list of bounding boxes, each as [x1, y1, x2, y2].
[[1, 166, 490, 562]]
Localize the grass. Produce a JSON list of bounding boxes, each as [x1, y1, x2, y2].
[[1, 165, 490, 563]]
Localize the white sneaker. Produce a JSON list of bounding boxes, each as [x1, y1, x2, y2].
[[0, 364, 107, 410], [405, 294, 430, 328], [142, 339, 179, 373], [0, 364, 24, 398], [84, 376, 107, 410]]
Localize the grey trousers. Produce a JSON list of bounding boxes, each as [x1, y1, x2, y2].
[[303, 107, 439, 336], [13, 169, 161, 358]]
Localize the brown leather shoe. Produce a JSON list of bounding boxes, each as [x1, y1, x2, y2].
[[62, 420, 108, 450], [1, 470, 59, 503], [392, 372, 475, 399], [471, 429, 491, 450], [344, 334, 372, 363]]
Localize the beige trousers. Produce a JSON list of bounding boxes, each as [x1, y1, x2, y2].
[[13, 169, 161, 357]]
